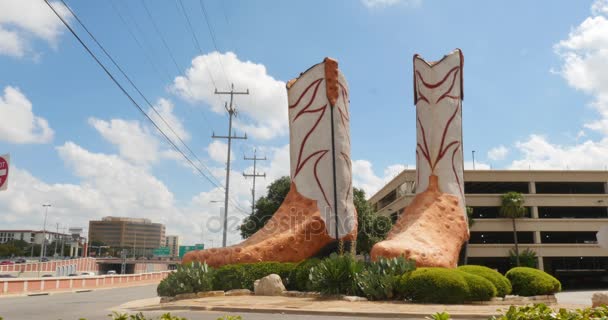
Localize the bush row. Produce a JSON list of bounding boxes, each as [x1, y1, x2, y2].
[[159, 258, 561, 303]]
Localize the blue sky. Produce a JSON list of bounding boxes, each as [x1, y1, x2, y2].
[[1, 0, 607, 245]]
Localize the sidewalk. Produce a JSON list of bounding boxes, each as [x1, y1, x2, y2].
[[126, 295, 590, 319]]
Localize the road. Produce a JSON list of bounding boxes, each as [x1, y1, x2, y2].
[[0, 284, 429, 320], [1, 283, 597, 320]]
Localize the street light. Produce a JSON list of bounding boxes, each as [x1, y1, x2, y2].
[[41, 204, 51, 260], [210, 200, 225, 247]]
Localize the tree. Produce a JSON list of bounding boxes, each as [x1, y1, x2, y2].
[[500, 192, 527, 267], [239, 176, 291, 238], [354, 188, 392, 255]]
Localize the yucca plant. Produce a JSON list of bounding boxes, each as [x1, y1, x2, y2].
[[309, 253, 363, 295], [157, 261, 214, 297], [356, 256, 415, 300]]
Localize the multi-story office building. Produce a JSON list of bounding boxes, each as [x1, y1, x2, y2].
[[0, 230, 69, 245], [369, 170, 608, 286], [88, 217, 165, 256], [165, 235, 180, 258]]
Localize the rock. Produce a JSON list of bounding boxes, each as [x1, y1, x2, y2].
[[592, 292, 608, 308], [174, 293, 197, 300], [342, 296, 368, 302], [160, 296, 175, 303], [254, 274, 286, 296], [225, 289, 252, 296], [196, 290, 225, 298]]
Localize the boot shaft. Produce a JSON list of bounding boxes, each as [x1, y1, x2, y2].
[[413, 49, 465, 210], [286, 58, 355, 239]]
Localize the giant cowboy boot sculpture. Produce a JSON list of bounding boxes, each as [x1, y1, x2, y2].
[[371, 49, 469, 268], [183, 58, 357, 267]]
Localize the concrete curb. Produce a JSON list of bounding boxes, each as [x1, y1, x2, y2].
[[134, 304, 500, 319]]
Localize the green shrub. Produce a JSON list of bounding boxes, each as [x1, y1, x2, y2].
[[399, 268, 470, 304], [309, 253, 363, 295], [426, 312, 451, 320], [458, 265, 512, 297], [505, 267, 561, 296], [490, 303, 608, 320], [289, 258, 322, 291], [459, 272, 496, 301], [212, 262, 296, 291], [356, 256, 416, 300], [157, 262, 214, 297]]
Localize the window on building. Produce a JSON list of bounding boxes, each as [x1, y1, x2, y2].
[[540, 232, 598, 244], [469, 206, 532, 218], [465, 182, 529, 194], [538, 206, 608, 218], [377, 190, 397, 210], [535, 182, 605, 194], [469, 231, 534, 244]]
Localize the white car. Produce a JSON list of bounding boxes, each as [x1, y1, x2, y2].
[[80, 272, 96, 276], [106, 270, 117, 275]]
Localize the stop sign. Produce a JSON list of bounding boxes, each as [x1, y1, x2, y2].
[[0, 154, 9, 191]]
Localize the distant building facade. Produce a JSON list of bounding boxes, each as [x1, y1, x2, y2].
[[165, 235, 180, 258], [88, 217, 166, 256], [369, 169, 608, 287], [0, 230, 69, 245]]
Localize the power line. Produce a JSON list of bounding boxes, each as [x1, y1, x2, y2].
[[175, 0, 217, 90], [107, 0, 172, 83], [140, 0, 182, 76], [198, 0, 230, 86], [45, 0, 222, 190], [59, 0, 222, 189]]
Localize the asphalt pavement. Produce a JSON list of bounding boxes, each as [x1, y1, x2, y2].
[[0, 285, 429, 320]]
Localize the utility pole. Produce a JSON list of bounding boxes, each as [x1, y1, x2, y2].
[[40, 204, 51, 260], [243, 149, 266, 215], [213, 83, 248, 247]]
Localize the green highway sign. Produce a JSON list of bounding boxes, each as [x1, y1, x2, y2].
[[178, 244, 204, 258], [153, 247, 171, 256]]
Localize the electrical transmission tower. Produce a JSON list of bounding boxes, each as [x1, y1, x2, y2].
[[213, 83, 248, 247], [243, 149, 266, 216]]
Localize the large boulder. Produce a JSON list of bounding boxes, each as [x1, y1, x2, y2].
[[254, 274, 286, 296], [592, 292, 608, 307]]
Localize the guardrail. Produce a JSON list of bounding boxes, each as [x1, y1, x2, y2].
[[0, 257, 98, 274], [0, 271, 171, 296]]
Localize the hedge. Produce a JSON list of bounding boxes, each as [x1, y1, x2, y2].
[[460, 272, 497, 301], [399, 268, 469, 303], [211, 262, 296, 291], [505, 267, 561, 296], [458, 265, 512, 297]]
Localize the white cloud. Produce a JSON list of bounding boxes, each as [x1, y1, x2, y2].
[[352, 160, 407, 197], [503, 1, 608, 170], [0, 86, 54, 143], [88, 118, 159, 166], [207, 140, 233, 164], [592, 0, 608, 16], [464, 161, 491, 170], [0, 0, 70, 57], [361, 0, 421, 8], [148, 98, 190, 142], [487, 145, 509, 161], [509, 134, 608, 170], [172, 52, 288, 140], [89, 98, 190, 166]]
